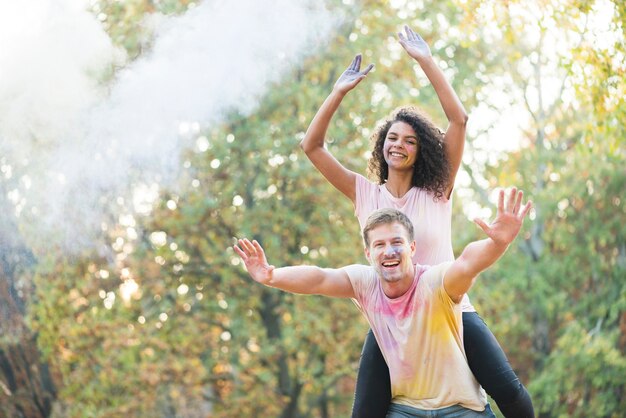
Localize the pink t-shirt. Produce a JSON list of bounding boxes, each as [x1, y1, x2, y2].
[[342, 262, 487, 411], [355, 174, 475, 312]]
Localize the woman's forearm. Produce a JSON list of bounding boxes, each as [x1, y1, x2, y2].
[[415, 56, 468, 125], [300, 90, 346, 153]]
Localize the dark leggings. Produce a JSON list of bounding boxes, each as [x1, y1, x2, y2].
[[351, 312, 535, 418]]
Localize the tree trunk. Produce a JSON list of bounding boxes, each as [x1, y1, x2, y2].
[[0, 202, 57, 418]]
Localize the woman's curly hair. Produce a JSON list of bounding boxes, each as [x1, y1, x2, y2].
[[367, 106, 450, 201]]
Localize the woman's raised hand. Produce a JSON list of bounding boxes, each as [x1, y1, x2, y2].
[[397, 25, 432, 61], [333, 54, 374, 95]]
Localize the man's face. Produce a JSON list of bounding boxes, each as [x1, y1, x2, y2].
[[365, 222, 416, 284]]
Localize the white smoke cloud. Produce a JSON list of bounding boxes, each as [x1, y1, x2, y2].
[[0, 0, 337, 250], [0, 0, 121, 158]]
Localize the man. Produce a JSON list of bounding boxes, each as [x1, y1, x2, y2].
[[234, 188, 532, 417]]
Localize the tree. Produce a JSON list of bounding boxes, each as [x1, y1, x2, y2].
[[0, 188, 56, 418], [456, 1, 626, 415]]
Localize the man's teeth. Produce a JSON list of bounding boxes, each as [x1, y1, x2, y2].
[[382, 261, 400, 267]]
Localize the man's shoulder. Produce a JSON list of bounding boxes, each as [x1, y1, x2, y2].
[[419, 261, 454, 286], [341, 264, 375, 280], [342, 264, 377, 297]]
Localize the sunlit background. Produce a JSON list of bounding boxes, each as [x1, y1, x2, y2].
[[0, 0, 624, 417]]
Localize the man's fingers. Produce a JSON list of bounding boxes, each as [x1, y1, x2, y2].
[[240, 238, 256, 256], [233, 244, 247, 261], [252, 240, 266, 259], [497, 189, 505, 213], [473, 218, 489, 234], [513, 190, 524, 213], [505, 187, 517, 212], [362, 63, 374, 75], [519, 200, 533, 220]]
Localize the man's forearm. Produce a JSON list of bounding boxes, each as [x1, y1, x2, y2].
[[455, 238, 509, 279], [265, 265, 329, 295]]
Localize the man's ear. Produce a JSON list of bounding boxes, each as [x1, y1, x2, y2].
[[410, 240, 416, 257], [364, 246, 371, 262]]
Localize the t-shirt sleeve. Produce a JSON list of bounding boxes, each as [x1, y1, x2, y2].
[[421, 261, 457, 306], [354, 173, 375, 219], [341, 264, 375, 308]]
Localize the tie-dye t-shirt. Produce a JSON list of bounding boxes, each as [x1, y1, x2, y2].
[[342, 262, 487, 411], [354, 174, 475, 313]]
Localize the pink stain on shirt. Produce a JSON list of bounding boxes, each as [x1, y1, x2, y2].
[[371, 265, 429, 320]]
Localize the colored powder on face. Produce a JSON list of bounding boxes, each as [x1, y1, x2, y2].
[[378, 246, 407, 282]]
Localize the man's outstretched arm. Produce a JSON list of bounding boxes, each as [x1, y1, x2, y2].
[[234, 238, 355, 299], [444, 188, 533, 302]]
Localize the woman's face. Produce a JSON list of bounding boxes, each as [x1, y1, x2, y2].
[[383, 121, 419, 171]]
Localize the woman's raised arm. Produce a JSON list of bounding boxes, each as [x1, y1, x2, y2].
[[398, 25, 468, 197], [300, 54, 373, 203]]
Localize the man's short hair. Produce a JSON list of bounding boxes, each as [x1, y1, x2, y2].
[[363, 208, 414, 247]]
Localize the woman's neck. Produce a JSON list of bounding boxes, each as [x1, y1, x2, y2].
[[385, 171, 413, 198]]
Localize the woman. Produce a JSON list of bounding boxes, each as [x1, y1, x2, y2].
[[300, 26, 534, 418]]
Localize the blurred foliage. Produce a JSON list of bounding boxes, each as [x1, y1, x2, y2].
[[455, 1, 626, 416], [3, 0, 623, 417]]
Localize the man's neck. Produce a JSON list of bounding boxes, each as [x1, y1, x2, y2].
[[381, 268, 416, 299]]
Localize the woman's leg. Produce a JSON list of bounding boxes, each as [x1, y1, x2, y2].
[[351, 329, 391, 418], [462, 312, 535, 418]]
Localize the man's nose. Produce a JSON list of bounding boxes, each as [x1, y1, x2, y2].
[[384, 244, 395, 255]]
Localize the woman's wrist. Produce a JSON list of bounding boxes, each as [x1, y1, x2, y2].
[[414, 54, 436, 68], [329, 88, 348, 101]]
